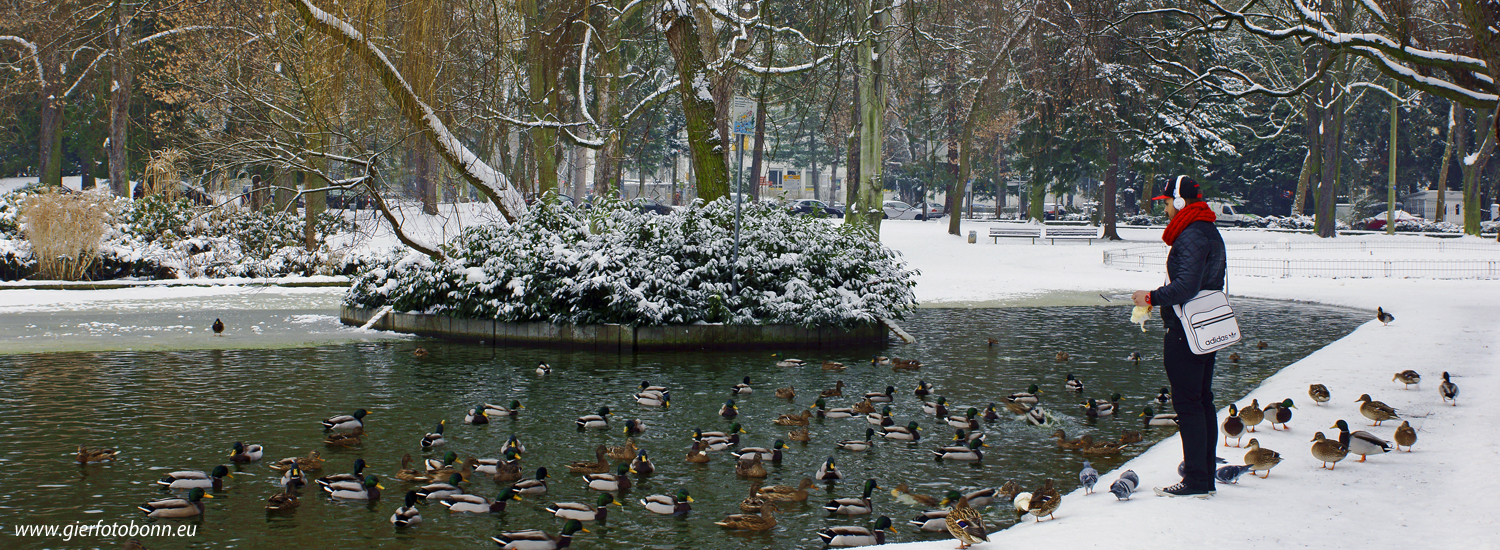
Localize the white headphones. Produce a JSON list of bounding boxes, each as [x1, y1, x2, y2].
[[1172, 176, 1187, 210]]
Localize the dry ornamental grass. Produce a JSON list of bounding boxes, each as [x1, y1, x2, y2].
[[20, 190, 113, 281]]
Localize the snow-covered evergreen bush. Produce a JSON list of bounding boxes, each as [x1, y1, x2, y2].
[[347, 197, 919, 328]]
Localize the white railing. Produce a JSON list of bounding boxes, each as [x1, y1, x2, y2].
[[1103, 241, 1500, 280]]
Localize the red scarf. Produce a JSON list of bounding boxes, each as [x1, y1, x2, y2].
[[1161, 201, 1216, 245]]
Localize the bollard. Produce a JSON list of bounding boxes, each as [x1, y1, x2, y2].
[[968, 230, 977, 244]]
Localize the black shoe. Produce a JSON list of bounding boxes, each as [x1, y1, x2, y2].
[[1154, 482, 1212, 499]]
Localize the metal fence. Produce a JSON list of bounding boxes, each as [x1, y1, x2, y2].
[[1103, 241, 1500, 280]]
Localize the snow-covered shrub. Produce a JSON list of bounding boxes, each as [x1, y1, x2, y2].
[[1250, 215, 1349, 231], [1123, 214, 1165, 226], [120, 195, 199, 245], [347, 197, 919, 328], [0, 237, 33, 279]]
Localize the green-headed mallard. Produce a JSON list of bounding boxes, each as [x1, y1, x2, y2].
[[818, 515, 894, 547], [1238, 399, 1264, 432], [1064, 373, 1084, 392], [735, 453, 767, 478], [865, 386, 897, 403], [881, 421, 922, 441], [1243, 439, 1282, 478], [1264, 398, 1296, 430], [622, 419, 648, 436], [1139, 406, 1178, 428], [1356, 394, 1400, 426], [316, 459, 367, 489], [413, 474, 465, 501], [76, 445, 118, 464], [426, 451, 460, 476], [1393, 370, 1421, 390], [1394, 420, 1417, 452], [465, 405, 490, 425], [685, 441, 710, 463], [390, 490, 422, 526], [500, 434, 526, 456], [1155, 388, 1172, 407], [789, 426, 812, 442], [947, 407, 982, 430], [576, 406, 612, 430], [515, 467, 550, 495], [629, 449, 655, 475], [547, 492, 620, 522], [868, 405, 895, 427], [269, 451, 323, 472], [837, 428, 876, 452], [491, 519, 586, 550], [940, 488, 997, 508], [420, 421, 447, 451], [759, 477, 815, 501], [281, 466, 307, 491], [813, 398, 858, 419], [535, 362, 552, 375], [775, 385, 796, 400], [932, 438, 986, 461], [815, 456, 841, 481], [395, 454, 433, 484], [635, 390, 670, 408], [485, 400, 524, 417], [326, 475, 382, 500], [642, 488, 693, 516], [921, 396, 949, 416], [212, 318, 224, 334], [1008, 384, 1042, 404], [719, 399, 739, 419], [1332, 419, 1392, 461], [158, 465, 231, 491], [732, 376, 754, 394], [229, 441, 263, 463], [605, 439, 637, 462], [442, 485, 522, 514], [824, 478, 879, 515], [915, 380, 935, 397], [695, 424, 743, 450], [891, 482, 940, 507], [1308, 384, 1331, 406], [1440, 372, 1459, 406], [1222, 404, 1245, 447], [1083, 398, 1115, 418], [774, 410, 813, 426], [321, 408, 369, 432], [945, 496, 989, 549], [567, 445, 609, 474], [716, 502, 777, 530], [139, 487, 212, 518], [586, 463, 632, 492], [1309, 431, 1347, 469], [1027, 479, 1061, 521], [822, 381, 847, 399], [982, 403, 1001, 421], [733, 440, 788, 462]]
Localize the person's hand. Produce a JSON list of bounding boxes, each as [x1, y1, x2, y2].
[[1131, 291, 1151, 307]]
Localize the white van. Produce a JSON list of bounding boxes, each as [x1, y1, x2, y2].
[[1207, 201, 1256, 227]]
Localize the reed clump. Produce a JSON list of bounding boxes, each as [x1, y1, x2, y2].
[[19, 189, 113, 280]]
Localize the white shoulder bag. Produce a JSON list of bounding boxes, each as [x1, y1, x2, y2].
[[1173, 289, 1241, 355]]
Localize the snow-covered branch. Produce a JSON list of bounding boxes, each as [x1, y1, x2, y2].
[[0, 35, 43, 86]]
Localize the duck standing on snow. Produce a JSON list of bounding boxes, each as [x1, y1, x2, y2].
[[1439, 372, 1459, 405], [1332, 419, 1391, 462], [1027, 479, 1061, 521], [945, 496, 989, 549], [1242, 439, 1282, 478], [1222, 404, 1245, 447], [1393, 370, 1421, 390], [1238, 399, 1264, 432], [1309, 431, 1348, 469], [1263, 398, 1296, 430], [1308, 383, 1331, 406], [212, 318, 224, 335], [1394, 420, 1417, 452], [1376, 307, 1395, 325], [1356, 394, 1400, 426]]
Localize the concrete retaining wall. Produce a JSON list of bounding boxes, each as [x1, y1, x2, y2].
[[341, 306, 887, 352]]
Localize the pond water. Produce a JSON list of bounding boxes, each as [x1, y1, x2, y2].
[[0, 298, 1365, 549]]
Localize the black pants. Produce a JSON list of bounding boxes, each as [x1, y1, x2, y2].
[[1163, 326, 1218, 490]]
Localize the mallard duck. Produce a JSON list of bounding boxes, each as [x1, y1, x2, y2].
[[1308, 383, 1331, 406], [717, 399, 739, 419], [265, 483, 299, 513], [140, 487, 212, 518], [486, 400, 524, 417], [915, 380, 934, 398], [420, 421, 447, 450], [498, 434, 527, 456], [322, 408, 369, 432], [535, 361, 552, 375], [986, 338, 999, 347], [605, 439, 637, 462], [1024, 406, 1048, 426], [775, 356, 806, 368], [732, 376, 754, 394], [1083, 399, 1111, 418], [576, 406, 612, 430], [464, 405, 490, 425], [1309, 431, 1348, 469], [685, 441, 711, 463], [932, 438, 986, 461], [491, 451, 522, 483], [636, 391, 670, 408], [212, 318, 224, 334], [158, 465, 232, 491], [1064, 373, 1084, 393], [823, 361, 847, 371], [821, 380, 847, 398], [824, 478, 879, 515], [229, 441, 263, 463], [735, 453, 767, 478], [1376, 306, 1394, 325], [622, 419, 648, 436], [1257, 340, 1268, 349], [395, 453, 434, 483], [629, 449, 655, 475], [642, 489, 693, 516], [323, 432, 361, 447], [1332, 419, 1391, 461], [327, 476, 383, 500], [1056, 351, 1071, 362], [818, 515, 894, 547], [945, 496, 989, 549], [759, 477, 815, 501], [789, 426, 812, 442], [740, 481, 766, 513], [1079, 460, 1099, 494], [872, 355, 893, 366], [881, 421, 922, 441], [1393, 420, 1417, 452], [76, 445, 119, 464], [547, 493, 620, 522], [568, 445, 610, 474], [982, 403, 1001, 422], [1439, 372, 1459, 405], [1051, 430, 1086, 450], [814, 398, 858, 419], [774, 410, 813, 426], [442, 486, 522, 514], [281, 466, 307, 491], [1238, 399, 1264, 431], [837, 428, 876, 452], [1393, 370, 1421, 390], [865, 386, 897, 403], [910, 509, 951, 532], [694, 424, 744, 450], [1080, 441, 1125, 456], [1243, 439, 1282, 478], [733, 440, 788, 462], [637, 380, 668, 393], [269, 450, 323, 473], [1128, 351, 1143, 364], [921, 396, 948, 417], [1007, 384, 1041, 404], [316, 459, 367, 488], [1229, 352, 1241, 363], [1356, 394, 1400, 426], [815, 456, 842, 481], [1109, 470, 1138, 500], [426, 451, 460, 476], [1119, 431, 1143, 444], [515, 467, 550, 495], [1027, 479, 1061, 521], [1222, 404, 1245, 447], [585, 464, 632, 492], [868, 405, 895, 427], [390, 490, 422, 526], [1264, 398, 1296, 430], [414, 474, 466, 501], [412, 347, 429, 357], [716, 502, 778, 530], [775, 386, 796, 400], [490, 519, 587, 550], [1004, 398, 1033, 416], [892, 358, 923, 370], [891, 482, 940, 507]]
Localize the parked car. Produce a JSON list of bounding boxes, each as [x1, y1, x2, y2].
[[882, 200, 925, 220], [1357, 209, 1421, 231], [1206, 201, 1257, 227], [787, 199, 843, 217], [916, 202, 945, 218], [632, 197, 673, 215]]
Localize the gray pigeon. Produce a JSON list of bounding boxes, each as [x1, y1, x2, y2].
[[1215, 464, 1253, 484], [1109, 469, 1138, 500], [1178, 457, 1228, 477], [1079, 460, 1099, 494]]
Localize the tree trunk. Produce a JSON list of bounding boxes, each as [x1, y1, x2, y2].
[[809, 132, 821, 202], [748, 40, 770, 201], [591, 0, 621, 198], [1435, 102, 1458, 222], [523, 0, 558, 199], [661, 3, 730, 201], [854, 0, 886, 235], [1462, 108, 1497, 235], [1386, 93, 1397, 235], [944, 50, 961, 235], [304, 129, 327, 252], [108, 0, 133, 197], [1103, 135, 1120, 239], [844, 73, 861, 224], [419, 139, 438, 215], [1315, 80, 1340, 238]]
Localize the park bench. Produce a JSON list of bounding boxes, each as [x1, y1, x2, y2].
[[989, 224, 1044, 244], [1042, 225, 1103, 244]]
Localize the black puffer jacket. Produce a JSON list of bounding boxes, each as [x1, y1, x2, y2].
[[1150, 220, 1226, 331]]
